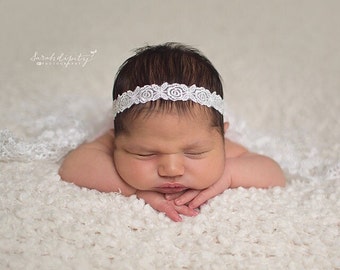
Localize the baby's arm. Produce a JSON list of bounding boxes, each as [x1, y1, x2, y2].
[[224, 138, 286, 188], [59, 130, 136, 195]]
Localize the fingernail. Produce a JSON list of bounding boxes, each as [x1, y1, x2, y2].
[[192, 211, 199, 216], [175, 199, 182, 205], [175, 216, 182, 222]]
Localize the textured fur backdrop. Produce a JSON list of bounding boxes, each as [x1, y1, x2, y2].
[[0, 1, 339, 269]]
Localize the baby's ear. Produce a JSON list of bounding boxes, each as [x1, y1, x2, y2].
[[224, 122, 229, 133]]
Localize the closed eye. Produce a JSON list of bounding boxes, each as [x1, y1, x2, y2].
[[136, 153, 156, 157], [125, 150, 156, 158], [132, 152, 158, 158], [184, 151, 208, 158]]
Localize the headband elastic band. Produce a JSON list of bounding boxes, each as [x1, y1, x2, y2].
[[112, 82, 224, 120]]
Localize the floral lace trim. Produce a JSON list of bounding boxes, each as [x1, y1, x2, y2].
[[112, 83, 224, 120]]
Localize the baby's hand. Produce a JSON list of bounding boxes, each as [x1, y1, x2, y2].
[[136, 190, 198, 222], [165, 189, 201, 206], [167, 168, 232, 209]]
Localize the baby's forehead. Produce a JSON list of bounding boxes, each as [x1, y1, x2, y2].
[[116, 109, 222, 150], [122, 107, 219, 140]]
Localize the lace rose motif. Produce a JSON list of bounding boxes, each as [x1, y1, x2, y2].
[[112, 83, 224, 120]]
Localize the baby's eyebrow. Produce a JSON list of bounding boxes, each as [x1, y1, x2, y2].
[[124, 145, 154, 152], [184, 141, 212, 150]]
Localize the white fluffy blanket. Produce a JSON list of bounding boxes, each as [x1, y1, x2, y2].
[[1, 1, 339, 269]]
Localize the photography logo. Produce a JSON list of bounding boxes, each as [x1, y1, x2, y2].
[[30, 49, 97, 67]]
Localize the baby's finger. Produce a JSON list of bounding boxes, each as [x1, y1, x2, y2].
[[161, 203, 183, 222], [188, 185, 220, 209], [174, 189, 201, 206], [164, 191, 185, 201], [175, 204, 199, 217], [164, 209, 182, 222]]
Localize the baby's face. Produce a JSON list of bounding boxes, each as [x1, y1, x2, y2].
[[113, 107, 225, 194]]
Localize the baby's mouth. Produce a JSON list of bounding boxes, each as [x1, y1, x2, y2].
[[155, 183, 188, 194]]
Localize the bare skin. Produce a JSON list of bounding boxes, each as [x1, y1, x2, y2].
[[59, 119, 285, 222]]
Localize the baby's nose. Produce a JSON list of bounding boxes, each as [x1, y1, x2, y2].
[[157, 154, 184, 178]]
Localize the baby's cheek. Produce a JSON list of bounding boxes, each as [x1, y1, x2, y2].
[[187, 159, 222, 189], [113, 156, 134, 183], [116, 159, 153, 190], [203, 157, 225, 186]]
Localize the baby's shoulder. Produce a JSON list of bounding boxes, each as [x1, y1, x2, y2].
[[224, 139, 249, 158], [84, 129, 115, 154]]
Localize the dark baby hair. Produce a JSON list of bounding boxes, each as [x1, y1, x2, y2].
[[112, 42, 224, 136]]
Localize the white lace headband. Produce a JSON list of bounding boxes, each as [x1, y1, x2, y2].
[[112, 82, 225, 120]]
